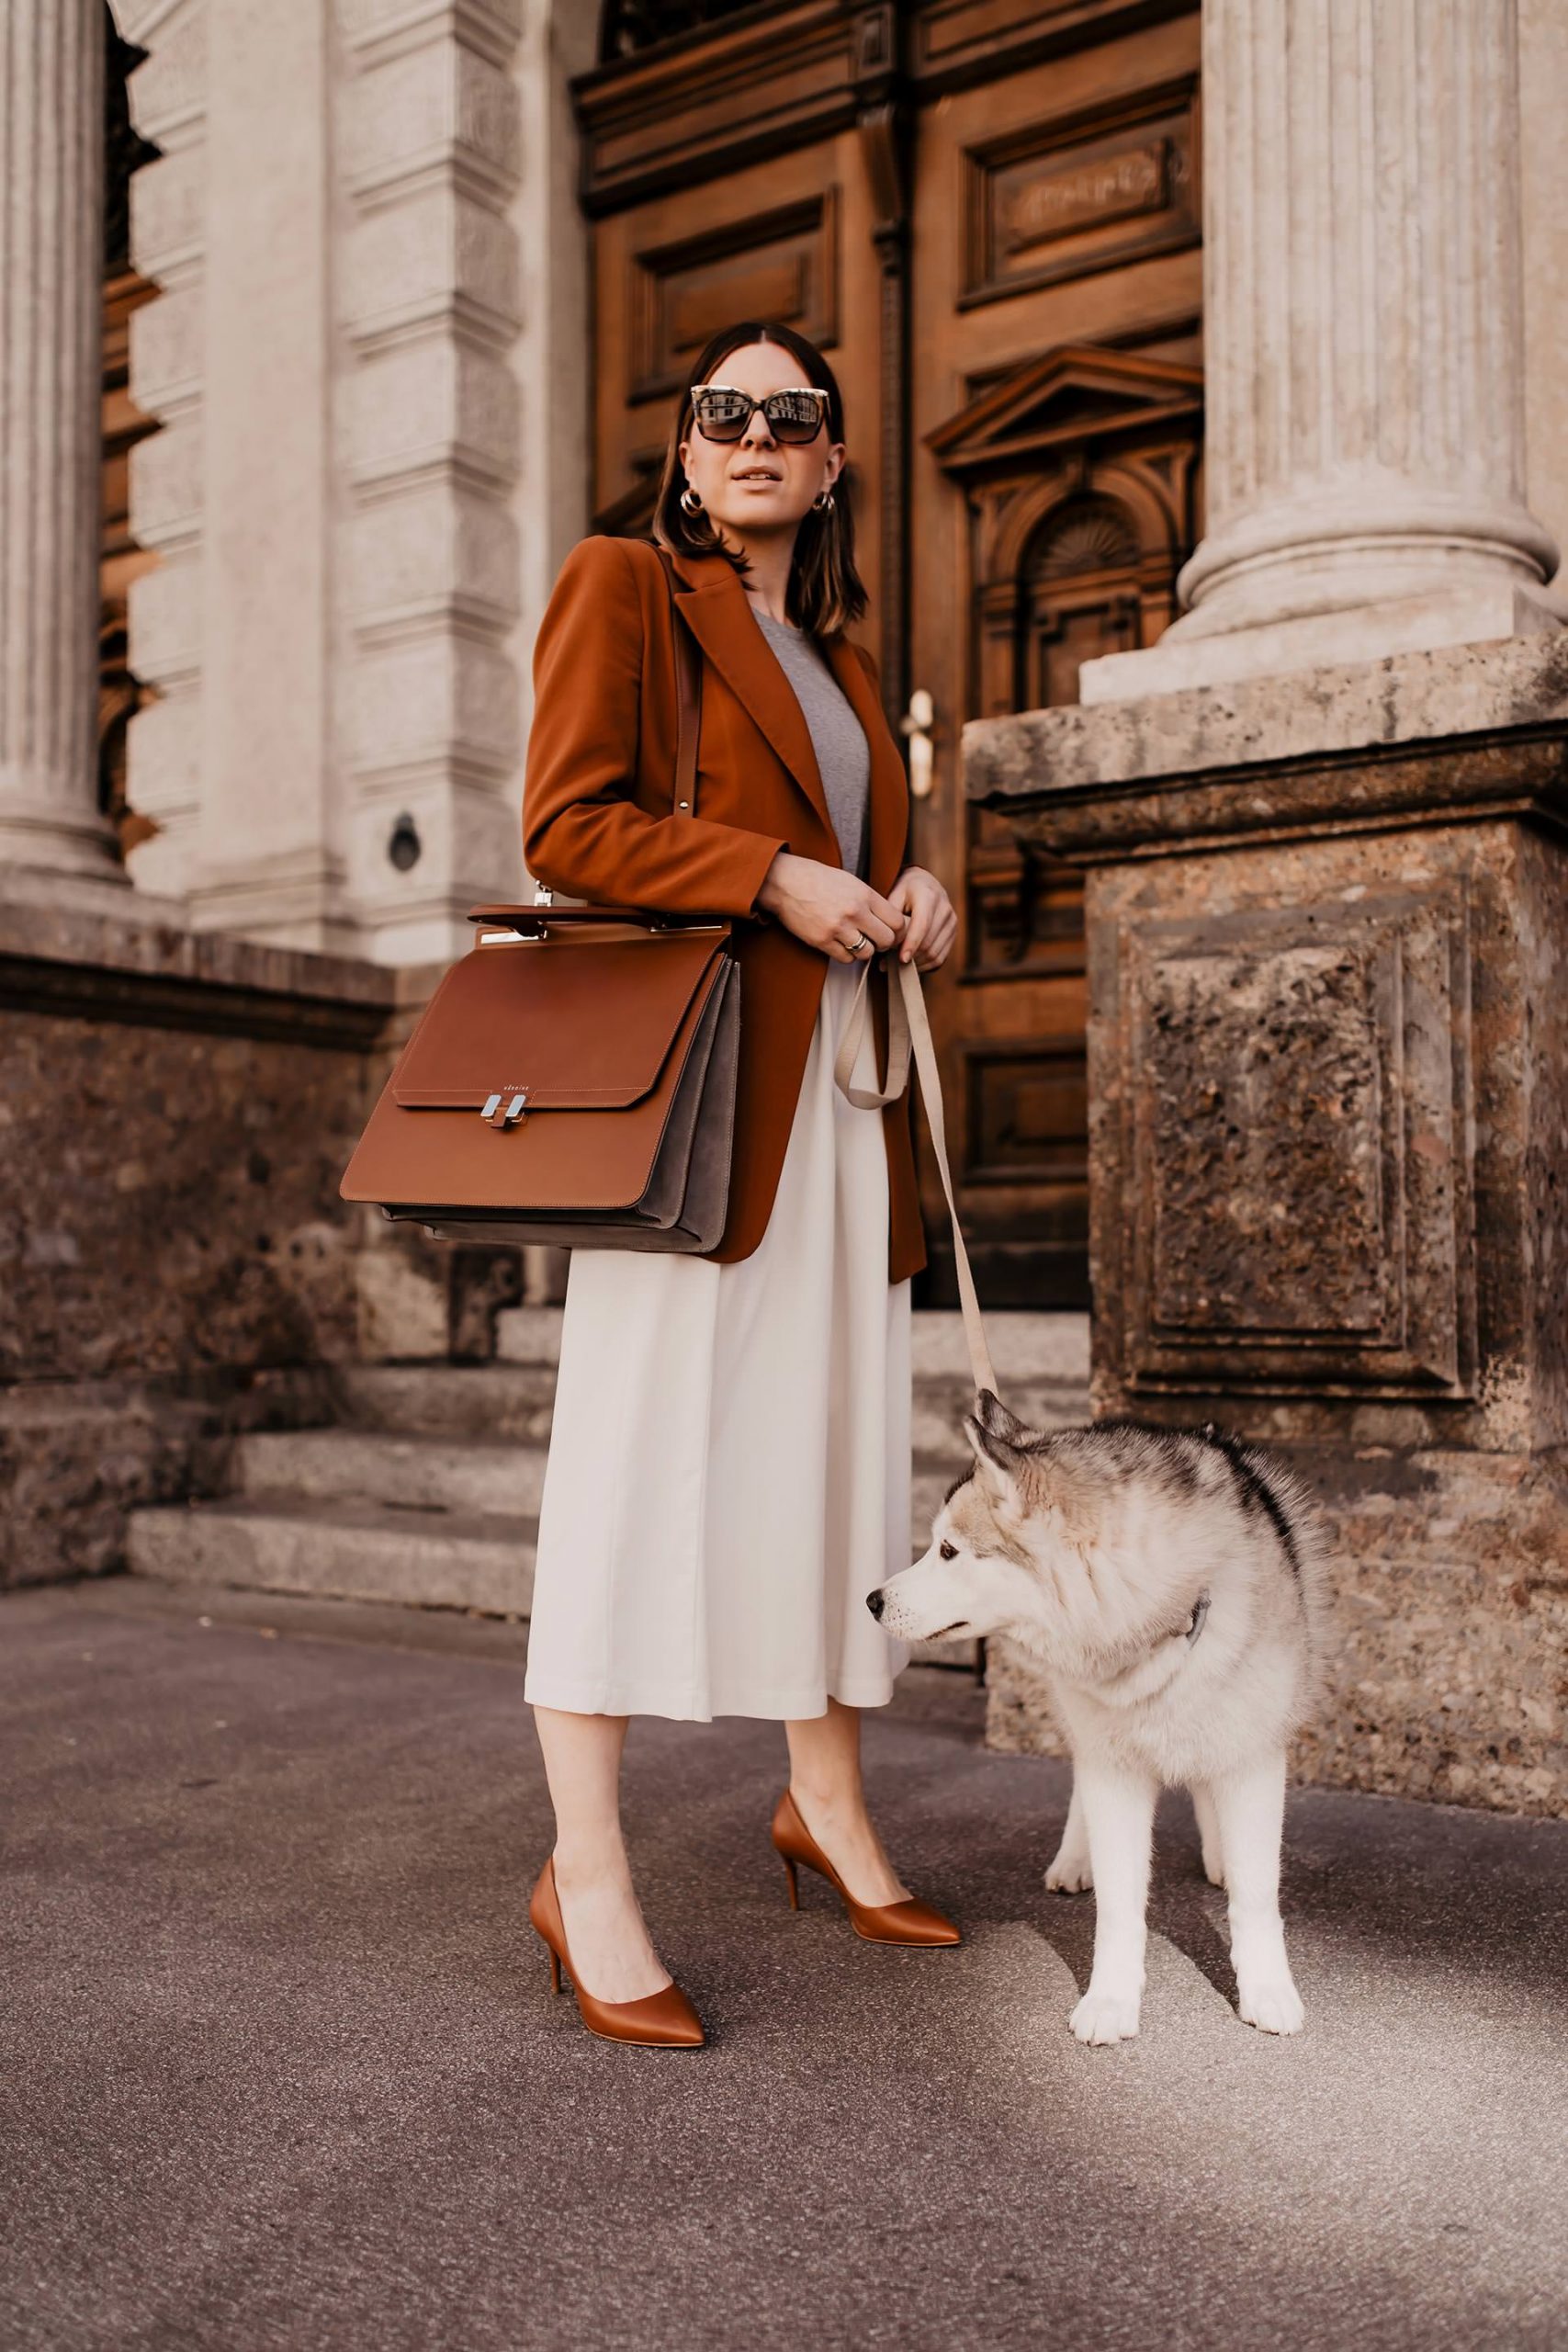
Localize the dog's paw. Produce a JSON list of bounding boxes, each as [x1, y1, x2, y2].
[[1045, 1849, 1093, 1894], [1200, 1852, 1226, 1891], [1069, 1985, 1142, 2045], [1237, 1973, 1304, 2035]]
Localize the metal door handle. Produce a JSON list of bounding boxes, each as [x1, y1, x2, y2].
[[900, 687, 936, 798]]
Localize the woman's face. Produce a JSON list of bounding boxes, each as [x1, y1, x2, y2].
[[678, 342, 845, 546]]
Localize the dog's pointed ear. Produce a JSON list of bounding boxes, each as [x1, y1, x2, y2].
[[962, 1408, 1024, 1501], [975, 1386, 1032, 1445]]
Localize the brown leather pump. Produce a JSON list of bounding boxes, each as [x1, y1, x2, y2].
[[528, 1858, 705, 2048], [770, 1790, 961, 1947]]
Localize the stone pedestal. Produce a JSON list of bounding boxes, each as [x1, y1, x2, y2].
[[1085, 0, 1562, 702], [966, 637, 1568, 1815], [0, 2, 126, 880]]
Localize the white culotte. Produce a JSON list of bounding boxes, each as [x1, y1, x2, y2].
[[522, 953, 913, 1722]]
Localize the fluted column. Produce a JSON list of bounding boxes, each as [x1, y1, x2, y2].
[[0, 0, 122, 876], [1084, 0, 1562, 700]]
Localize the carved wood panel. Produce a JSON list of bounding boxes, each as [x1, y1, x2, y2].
[[628, 192, 840, 402], [962, 79, 1198, 308]]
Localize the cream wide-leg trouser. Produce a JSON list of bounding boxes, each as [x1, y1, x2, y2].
[[522, 953, 913, 1722]]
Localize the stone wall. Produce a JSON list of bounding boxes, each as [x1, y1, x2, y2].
[[0, 884, 495, 1589]]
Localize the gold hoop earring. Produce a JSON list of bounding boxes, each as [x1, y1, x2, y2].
[[680, 485, 703, 515], [811, 488, 835, 512]]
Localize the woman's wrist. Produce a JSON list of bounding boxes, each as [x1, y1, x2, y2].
[[754, 847, 795, 916]]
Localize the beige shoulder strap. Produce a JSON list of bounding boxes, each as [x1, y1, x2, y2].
[[833, 957, 998, 1404]]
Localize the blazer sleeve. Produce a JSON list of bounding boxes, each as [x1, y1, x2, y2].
[[522, 535, 791, 917]]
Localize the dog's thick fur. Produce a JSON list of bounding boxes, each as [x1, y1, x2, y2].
[[868, 1394, 1328, 2044]]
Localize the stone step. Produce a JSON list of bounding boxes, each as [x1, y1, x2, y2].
[[128, 1496, 536, 1618], [909, 1308, 1090, 1389], [127, 1491, 970, 1670], [331, 1362, 558, 1439], [240, 1429, 995, 1540], [911, 1377, 1087, 1454], [495, 1302, 1091, 1390], [333, 1357, 1087, 1460], [237, 1427, 545, 1517]]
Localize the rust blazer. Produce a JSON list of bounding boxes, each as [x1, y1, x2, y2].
[[521, 534, 927, 1284]]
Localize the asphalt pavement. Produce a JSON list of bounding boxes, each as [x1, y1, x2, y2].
[[3, 1577, 1565, 2351]]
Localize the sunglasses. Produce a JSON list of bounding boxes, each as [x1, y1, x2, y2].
[[689, 382, 831, 446]]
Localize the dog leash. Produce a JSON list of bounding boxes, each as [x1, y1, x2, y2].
[[833, 953, 999, 1405]]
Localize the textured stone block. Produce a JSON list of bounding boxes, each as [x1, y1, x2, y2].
[[350, 634, 519, 773], [348, 487, 521, 632], [1119, 888, 1473, 1396], [347, 341, 519, 490]]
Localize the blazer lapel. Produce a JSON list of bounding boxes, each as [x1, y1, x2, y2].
[[665, 547, 910, 892], [669, 549, 836, 844]]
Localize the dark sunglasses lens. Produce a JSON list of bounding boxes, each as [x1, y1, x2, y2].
[[693, 390, 749, 439], [767, 392, 823, 442]]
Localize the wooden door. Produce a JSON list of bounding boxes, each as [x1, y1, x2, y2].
[[577, 6, 898, 630], [906, 4, 1202, 1309], [577, 1, 1203, 1309]]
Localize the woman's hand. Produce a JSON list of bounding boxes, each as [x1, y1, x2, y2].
[[754, 852, 911, 962], [883, 865, 956, 972]]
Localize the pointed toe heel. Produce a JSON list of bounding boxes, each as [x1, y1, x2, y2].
[[769, 1790, 961, 1948], [528, 1859, 705, 2048]]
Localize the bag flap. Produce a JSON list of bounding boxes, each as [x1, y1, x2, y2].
[[392, 928, 728, 1111]]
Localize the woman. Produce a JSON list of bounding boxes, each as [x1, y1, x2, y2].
[[519, 320, 961, 2048]]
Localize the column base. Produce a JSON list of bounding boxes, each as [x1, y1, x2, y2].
[[1082, 580, 1562, 704], [0, 806, 130, 883]]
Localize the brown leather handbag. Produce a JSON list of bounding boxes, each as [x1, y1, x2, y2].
[[340, 548, 742, 1253]]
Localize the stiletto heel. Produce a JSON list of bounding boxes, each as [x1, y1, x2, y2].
[[527, 1857, 705, 2049], [769, 1789, 961, 1948]]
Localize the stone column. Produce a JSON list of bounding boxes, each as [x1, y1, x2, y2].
[[1085, 0, 1562, 701], [0, 0, 125, 879]]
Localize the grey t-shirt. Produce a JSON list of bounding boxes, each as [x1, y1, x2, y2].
[[751, 606, 871, 881]]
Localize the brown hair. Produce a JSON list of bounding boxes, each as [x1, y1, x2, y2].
[[651, 320, 868, 639]]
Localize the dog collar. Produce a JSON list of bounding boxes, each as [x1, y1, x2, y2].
[[1186, 1589, 1212, 1646]]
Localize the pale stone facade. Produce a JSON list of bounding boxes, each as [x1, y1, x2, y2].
[[115, 0, 596, 964]]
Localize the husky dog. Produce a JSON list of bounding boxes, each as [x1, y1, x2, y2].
[[868, 1396, 1327, 2046]]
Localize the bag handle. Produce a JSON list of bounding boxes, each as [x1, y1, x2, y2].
[[833, 957, 998, 1406], [651, 545, 701, 820]]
